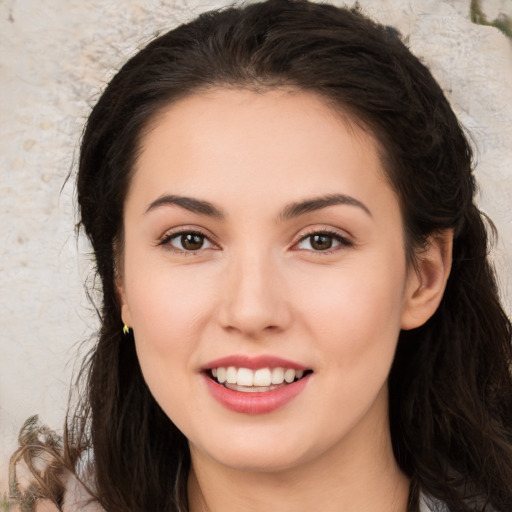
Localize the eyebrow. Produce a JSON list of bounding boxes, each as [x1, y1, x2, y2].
[[278, 193, 372, 220], [145, 195, 225, 218], [144, 192, 372, 220]]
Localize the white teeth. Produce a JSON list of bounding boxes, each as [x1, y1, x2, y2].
[[216, 367, 226, 383], [237, 367, 254, 386], [284, 369, 296, 383], [271, 367, 285, 384], [253, 368, 272, 387], [226, 366, 237, 384], [225, 383, 279, 393], [210, 366, 307, 388]]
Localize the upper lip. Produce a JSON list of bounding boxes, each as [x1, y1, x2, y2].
[[202, 355, 309, 371]]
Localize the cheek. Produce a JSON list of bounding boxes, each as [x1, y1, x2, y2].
[[126, 269, 211, 419], [296, 271, 405, 433], [303, 265, 404, 322], [123, 259, 223, 400], [127, 260, 216, 339], [293, 253, 407, 368]]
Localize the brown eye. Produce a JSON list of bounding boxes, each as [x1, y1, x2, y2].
[[310, 234, 333, 250], [181, 233, 204, 250], [166, 231, 214, 251], [295, 231, 352, 252]]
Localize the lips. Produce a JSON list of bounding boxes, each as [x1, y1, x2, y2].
[[202, 355, 312, 414]]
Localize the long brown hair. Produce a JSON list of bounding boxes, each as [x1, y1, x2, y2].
[[11, 1, 512, 511]]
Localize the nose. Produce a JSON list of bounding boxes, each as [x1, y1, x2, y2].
[[218, 249, 291, 339]]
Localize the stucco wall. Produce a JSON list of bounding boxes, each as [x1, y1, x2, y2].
[[1, 0, 511, 496]]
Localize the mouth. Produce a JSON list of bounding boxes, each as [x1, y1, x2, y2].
[[207, 366, 313, 393]]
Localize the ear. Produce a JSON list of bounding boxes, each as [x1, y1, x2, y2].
[[401, 229, 453, 330]]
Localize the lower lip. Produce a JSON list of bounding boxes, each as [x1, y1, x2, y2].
[[203, 373, 311, 414]]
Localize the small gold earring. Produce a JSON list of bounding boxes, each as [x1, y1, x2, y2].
[[123, 324, 130, 335]]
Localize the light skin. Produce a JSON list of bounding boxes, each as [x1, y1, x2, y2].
[[118, 88, 452, 512]]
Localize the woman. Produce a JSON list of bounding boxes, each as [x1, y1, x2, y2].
[[10, 0, 512, 511]]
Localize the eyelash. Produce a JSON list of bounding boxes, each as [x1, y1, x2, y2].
[[159, 229, 217, 255], [294, 229, 353, 254], [158, 228, 353, 255]]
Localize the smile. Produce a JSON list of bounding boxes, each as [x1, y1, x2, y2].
[[202, 357, 313, 414], [210, 366, 307, 392]]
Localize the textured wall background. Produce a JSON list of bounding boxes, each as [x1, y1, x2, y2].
[[1, 0, 511, 496]]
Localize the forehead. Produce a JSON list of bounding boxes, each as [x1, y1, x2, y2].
[[140, 87, 375, 154], [129, 87, 396, 218]]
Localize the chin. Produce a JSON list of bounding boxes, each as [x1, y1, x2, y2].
[[210, 447, 308, 473], [188, 423, 335, 475]]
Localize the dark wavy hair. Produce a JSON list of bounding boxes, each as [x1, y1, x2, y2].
[[10, 1, 512, 511]]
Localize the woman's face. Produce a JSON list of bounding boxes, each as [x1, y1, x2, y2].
[[118, 88, 421, 473]]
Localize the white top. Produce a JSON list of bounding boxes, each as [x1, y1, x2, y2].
[[63, 484, 451, 512], [63, 476, 482, 512], [420, 493, 450, 512]]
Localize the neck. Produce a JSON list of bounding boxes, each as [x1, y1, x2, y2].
[[187, 393, 409, 512]]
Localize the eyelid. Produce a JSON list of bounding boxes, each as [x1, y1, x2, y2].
[[156, 225, 353, 254], [158, 226, 220, 253], [291, 227, 354, 253]]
